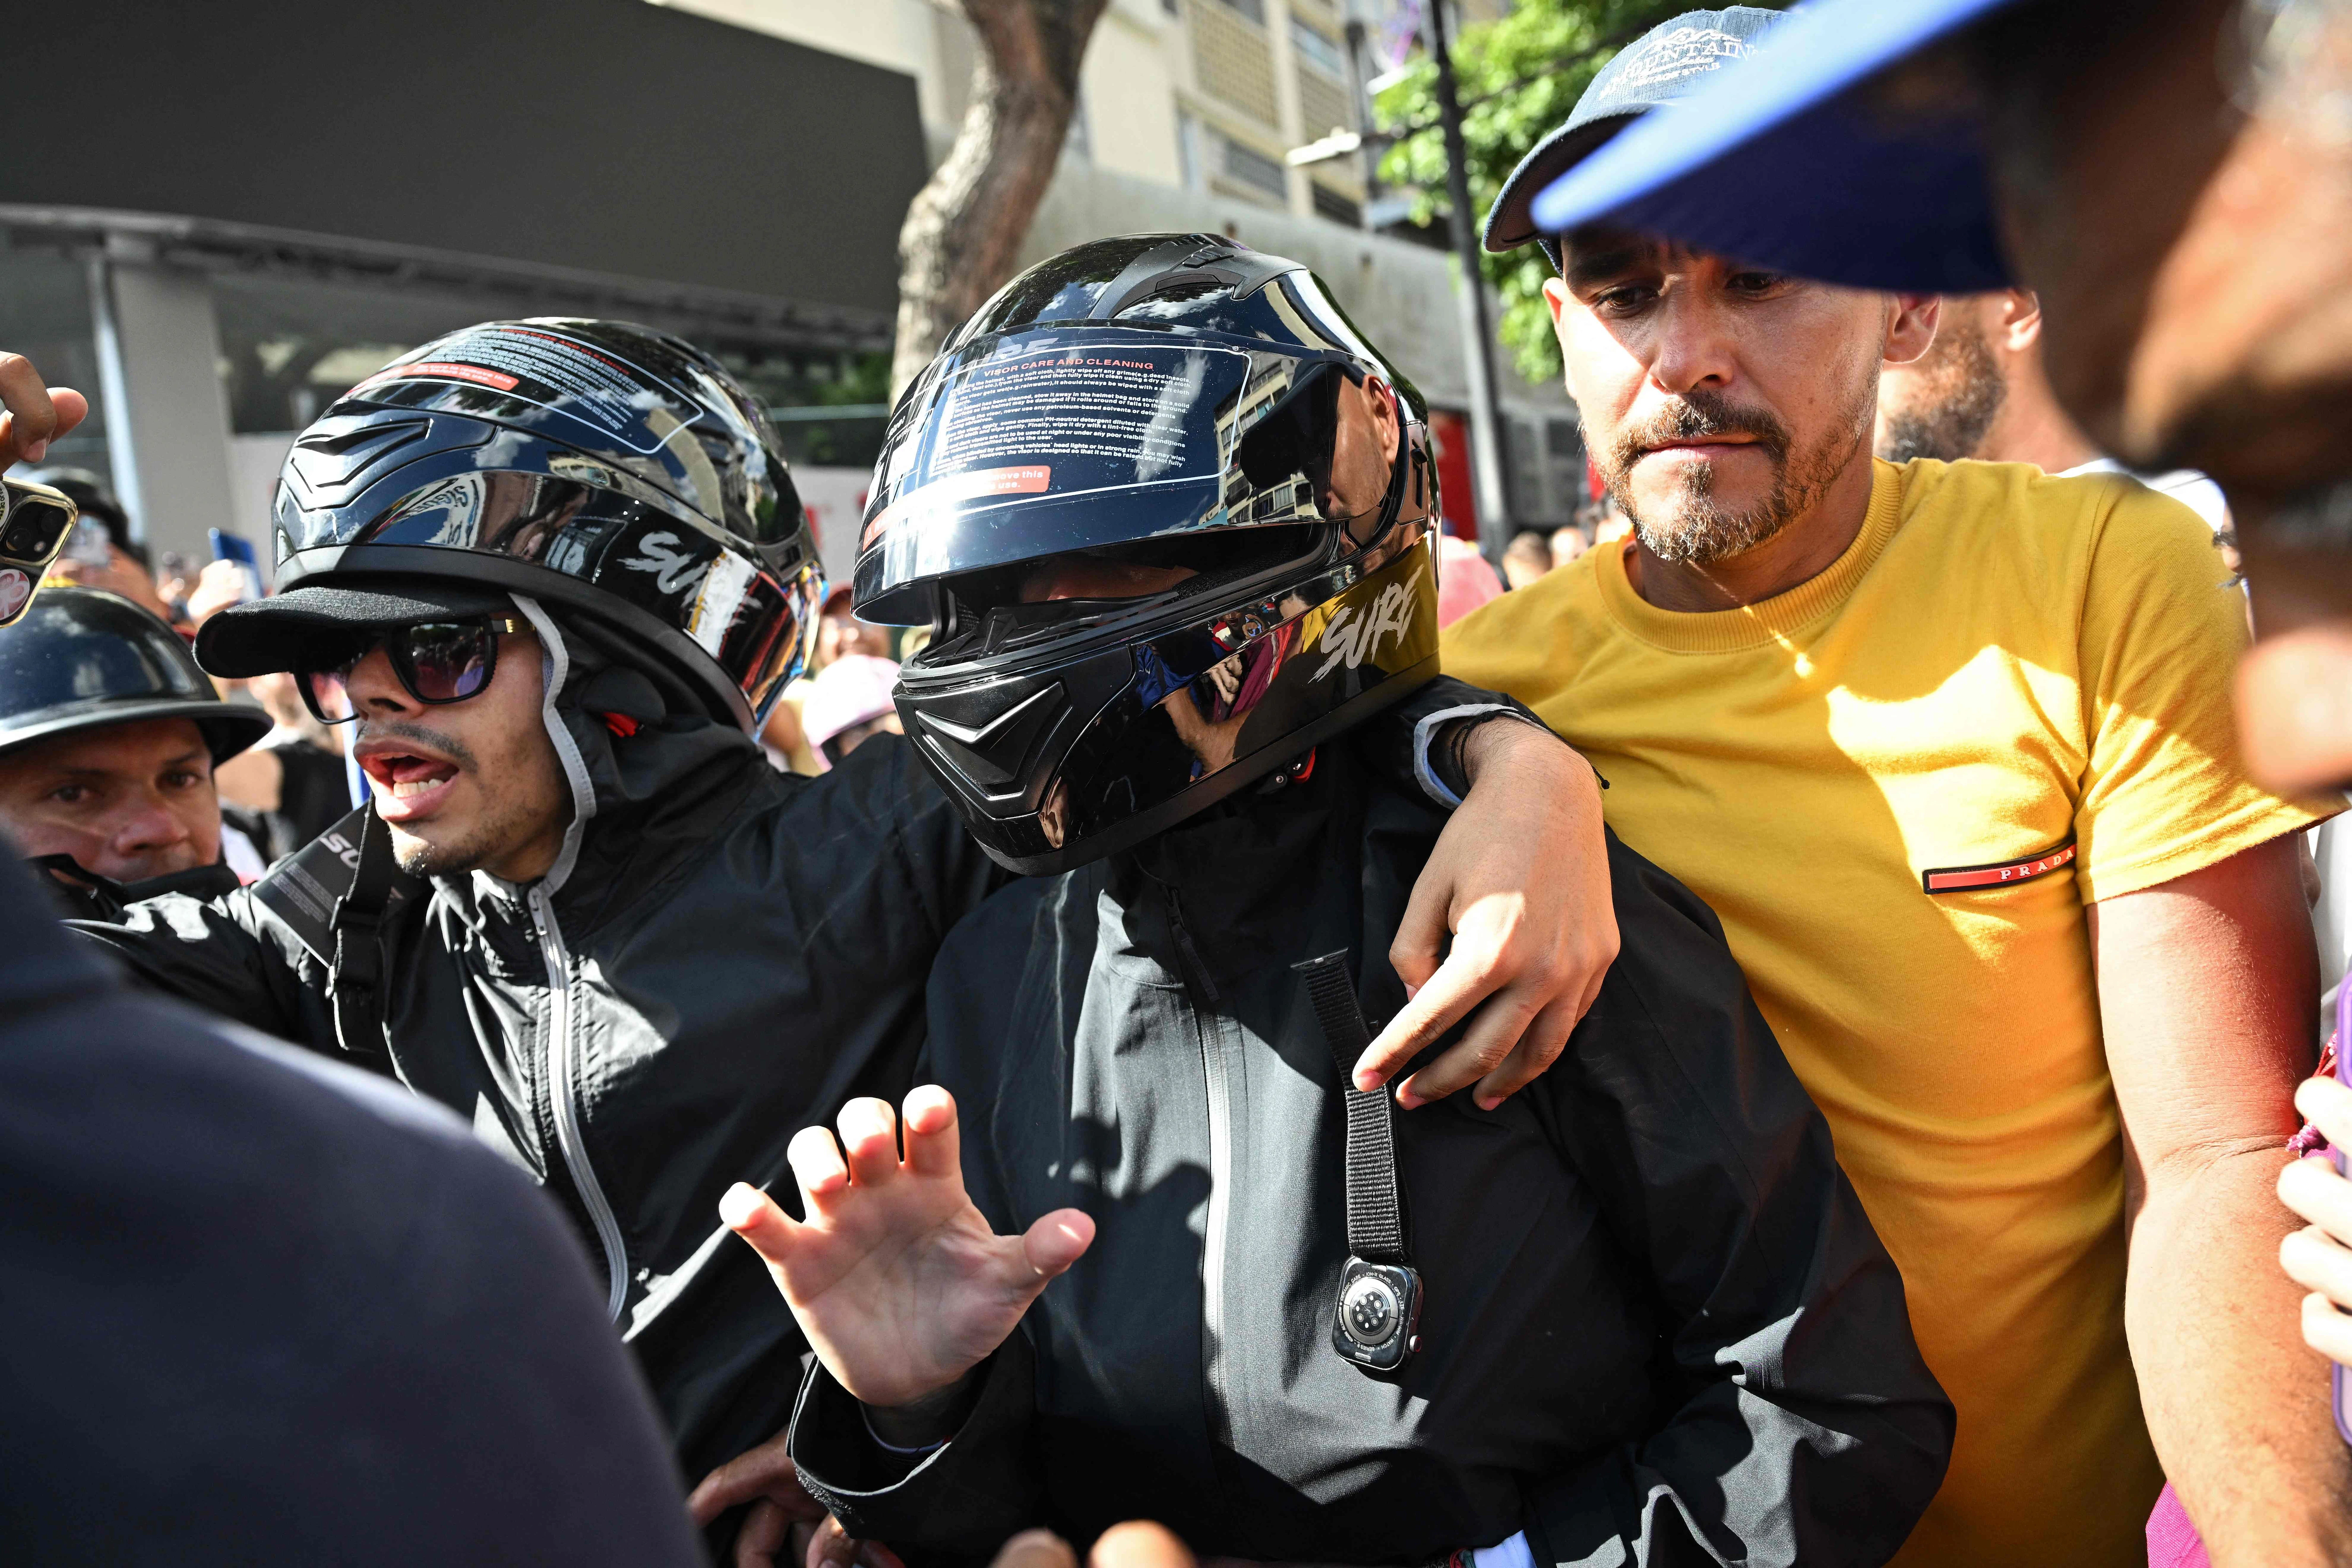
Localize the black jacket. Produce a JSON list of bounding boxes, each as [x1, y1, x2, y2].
[[66, 630, 1514, 1496], [789, 738, 1954, 1568], [0, 851, 699, 1566]]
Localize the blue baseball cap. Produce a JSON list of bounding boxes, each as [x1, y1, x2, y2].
[[1526, 0, 2025, 291], [1484, 7, 1790, 267]]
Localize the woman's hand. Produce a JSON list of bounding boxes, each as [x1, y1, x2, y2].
[[2280, 1074, 2352, 1363]]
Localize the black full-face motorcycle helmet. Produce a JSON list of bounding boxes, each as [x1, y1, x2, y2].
[[196, 319, 824, 731], [858, 234, 1441, 874]]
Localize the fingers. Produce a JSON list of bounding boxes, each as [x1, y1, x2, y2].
[[993, 1531, 1078, 1568], [1019, 1208, 1096, 1281], [0, 352, 86, 468], [736, 1498, 791, 1568], [1091, 1522, 1196, 1568], [2281, 1151, 2352, 1238], [2303, 1288, 2352, 1365], [687, 1428, 820, 1526], [787, 1124, 852, 1210], [1464, 993, 1582, 1110], [1392, 983, 1540, 1109], [2298, 1075, 2352, 1150], [903, 1085, 961, 1180], [1355, 928, 1508, 1093], [1385, 872, 1447, 1000], [837, 1097, 904, 1189], [806, 1518, 908, 1568], [809, 1516, 858, 1568], [2282, 1218, 2352, 1302], [721, 1182, 804, 1268]]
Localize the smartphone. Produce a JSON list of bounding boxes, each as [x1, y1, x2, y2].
[[2335, 975, 2351, 1444], [0, 477, 79, 628], [209, 527, 264, 604]]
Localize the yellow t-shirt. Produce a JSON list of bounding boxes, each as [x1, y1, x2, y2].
[[1443, 459, 2331, 1568]]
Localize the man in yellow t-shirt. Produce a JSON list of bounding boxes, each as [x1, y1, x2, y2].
[[1450, 100, 2337, 1562]]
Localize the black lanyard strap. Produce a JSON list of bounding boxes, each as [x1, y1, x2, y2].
[[1296, 949, 1409, 1264], [1297, 949, 1422, 1376]]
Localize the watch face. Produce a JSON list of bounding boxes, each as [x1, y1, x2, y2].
[[1331, 1258, 1422, 1375]]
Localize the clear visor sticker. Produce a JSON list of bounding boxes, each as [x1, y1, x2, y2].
[[351, 325, 700, 456], [862, 342, 1250, 551]]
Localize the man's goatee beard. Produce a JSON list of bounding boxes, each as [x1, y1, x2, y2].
[[1605, 383, 1874, 570], [1629, 462, 1804, 567]]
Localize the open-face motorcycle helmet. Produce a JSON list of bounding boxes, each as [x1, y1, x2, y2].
[[196, 319, 823, 731], [857, 234, 1441, 874], [0, 587, 270, 765]]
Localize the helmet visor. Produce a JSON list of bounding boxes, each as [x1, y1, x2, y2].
[[281, 470, 816, 718], [853, 330, 1401, 623]]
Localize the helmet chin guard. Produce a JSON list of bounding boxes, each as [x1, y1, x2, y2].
[[864, 235, 1443, 873]]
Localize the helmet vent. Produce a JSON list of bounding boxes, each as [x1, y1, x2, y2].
[[914, 680, 1067, 799]]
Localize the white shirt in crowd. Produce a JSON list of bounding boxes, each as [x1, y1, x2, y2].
[[2060, 458, 2232, 533]]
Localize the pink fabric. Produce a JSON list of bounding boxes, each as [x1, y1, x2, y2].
[[1438, 536, 1503, 627], [2146, 1484, 2210, 1568], [801, 653, 900, 768]]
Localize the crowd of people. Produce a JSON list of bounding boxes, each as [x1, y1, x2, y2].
[[8, 2, 2352, 1566]]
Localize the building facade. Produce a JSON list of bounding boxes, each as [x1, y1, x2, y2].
[[661, 0, 1586, 540], [4, 0, 1580, 592], [1, 0, 928, 586]]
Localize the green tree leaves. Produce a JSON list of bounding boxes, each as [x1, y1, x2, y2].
[[1373, 1, 1779, 387]]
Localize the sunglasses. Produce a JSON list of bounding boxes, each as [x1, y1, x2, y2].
[[297, 616, 529, 725]]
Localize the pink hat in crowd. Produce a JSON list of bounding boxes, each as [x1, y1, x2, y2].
[[801, 653, 900, 770]]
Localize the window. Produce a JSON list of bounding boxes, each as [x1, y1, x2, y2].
[[1290, 17, 1345, 79], [1222, 135, 1289, 200], [1215, 0, 1267, 23], [1310, 183, 1362, 227]]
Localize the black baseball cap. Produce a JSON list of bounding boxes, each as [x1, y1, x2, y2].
[[1485, 6, 1791, 268], [196, 579, 518, 679]]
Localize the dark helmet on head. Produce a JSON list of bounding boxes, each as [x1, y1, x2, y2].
[[860, 234, 1440, 874], [0, 587, 269, 764], [196, 318, 823, 731]]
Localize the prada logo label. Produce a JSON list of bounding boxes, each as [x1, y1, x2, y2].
[[1922, 839, 2077, 895]]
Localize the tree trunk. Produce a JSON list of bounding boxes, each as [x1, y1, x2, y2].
[[892, 0, 1111, 398]]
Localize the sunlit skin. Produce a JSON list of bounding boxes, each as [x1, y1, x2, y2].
[[1320, 374, 1398, 527], [816, 610, 891, 670], [340, 629, 572, 882], [1544, 231, 1937, 612], [0, 716, 221, 883]]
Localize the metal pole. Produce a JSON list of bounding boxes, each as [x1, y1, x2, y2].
[[1343, 16, 1378, 228], [1425, 0, 1514, 581]]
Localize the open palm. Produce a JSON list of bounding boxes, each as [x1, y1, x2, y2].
[[722, 1087, 1094, 1412]]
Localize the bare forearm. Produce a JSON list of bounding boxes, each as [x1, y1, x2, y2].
[[2131, 1147, 2352, 1565]]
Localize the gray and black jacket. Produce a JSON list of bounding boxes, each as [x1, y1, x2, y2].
[[788, 733, 1955, 1568], [65, 599, 1517, 1501]]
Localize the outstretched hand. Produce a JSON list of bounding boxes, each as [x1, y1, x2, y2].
[[722, 1087, 1094, 1413], [1359, 717, 1617, 1110]]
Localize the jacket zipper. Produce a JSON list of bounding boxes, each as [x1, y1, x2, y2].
[[1163, 884, 1236, 1452], [529, 883, 629, 1321]]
